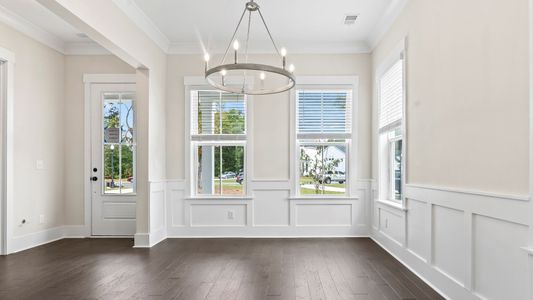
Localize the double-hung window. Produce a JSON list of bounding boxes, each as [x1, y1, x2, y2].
[[378, 55, 405, 202], [190, 90, 247, 196], [296, 88, 353, 196]]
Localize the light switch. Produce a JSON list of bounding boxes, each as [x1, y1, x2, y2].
[[36, 160, 44, 170]]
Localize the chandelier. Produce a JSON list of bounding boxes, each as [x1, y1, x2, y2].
[[203, 0, 295, 95]]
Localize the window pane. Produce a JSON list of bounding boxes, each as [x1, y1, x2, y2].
[[221, 94, 245, 134], [119, 97, 135, 143], [120, 145, 135, 194], [197, 145, 244, 196], [392, 139, 403, 200], [299, 144, 346, 195], [220, 146, 245, 195], [103, 101, 120, 144], [298, 90, 352, 134], [193, 91, 246, 135], [103, 145, 120, 194]]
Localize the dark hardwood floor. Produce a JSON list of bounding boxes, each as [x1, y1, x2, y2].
[[0, 238, 443, 300]]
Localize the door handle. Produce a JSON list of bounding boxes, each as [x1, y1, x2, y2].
[[91, 176, 98, 181]]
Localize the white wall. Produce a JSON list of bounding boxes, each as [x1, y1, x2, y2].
[[0, 23, 65, 238], [371, 0, 530, 299], [63, 55, 135, 225]]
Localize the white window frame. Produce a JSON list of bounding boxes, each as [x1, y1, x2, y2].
[[184, 76, 253, 199], [290, 76, 359, 198], [375, 39, 407, 205]]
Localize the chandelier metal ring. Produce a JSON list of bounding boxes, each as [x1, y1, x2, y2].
[[203, 0, 296, 95], [205, 63, 296, 95]]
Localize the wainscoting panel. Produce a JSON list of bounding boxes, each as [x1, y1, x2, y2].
[[295, 203, 352, 227], [432, 205, 465, 285], [372, 184, 531, 300], [406, 198, 428, 261], [166, 179, 370, 237], [472, 214, 528, 300]]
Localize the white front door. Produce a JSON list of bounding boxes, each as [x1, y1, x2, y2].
[[90, 83, 136, 236]]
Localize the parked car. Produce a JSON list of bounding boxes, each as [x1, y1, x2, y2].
[[319, 171, 345, 184], [236, 172, 244, 184], [220, 172, 236, 179]]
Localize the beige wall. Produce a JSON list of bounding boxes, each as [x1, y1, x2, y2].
[[0, 23, 65, 236], [372, 0, 529, 195], [63, 55, 134, 225], [166, 53, 372, 181]]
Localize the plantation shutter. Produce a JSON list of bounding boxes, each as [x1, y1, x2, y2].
[[191, 90, 246, 139], [379, 59, 404, 131], [297, 89, 352, 138]]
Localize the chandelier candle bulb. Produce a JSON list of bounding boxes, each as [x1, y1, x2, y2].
[[289, 64, 295, 73], [204, 53, 210, 71], [233, 40, 240, 63], [260, 72, 266, 80]]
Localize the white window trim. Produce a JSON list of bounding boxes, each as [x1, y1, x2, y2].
[[374, 38, 408, 206], [289, 76, 359, 198], [184, 76, 254, 199]]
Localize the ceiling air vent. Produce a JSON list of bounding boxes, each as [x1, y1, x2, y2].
[[344, 14, 359, 25]]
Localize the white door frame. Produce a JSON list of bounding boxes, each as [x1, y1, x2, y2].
[[83, 74, 136, 237], [0, 47, 14, 255]]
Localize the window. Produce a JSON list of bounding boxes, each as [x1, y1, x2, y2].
[[378, 57, 405, 202], [102, 93, 136, 194], [191, 90, 247, 196], [296, 89, 353, 196]]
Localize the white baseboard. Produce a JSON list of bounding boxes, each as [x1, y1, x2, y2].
[[9, 226, 65, 254], [63, 225, 89, 238], [134, 227, 167, 248]]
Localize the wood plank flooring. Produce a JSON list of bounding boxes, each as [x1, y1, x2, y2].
[[0, 238, 444, 300]]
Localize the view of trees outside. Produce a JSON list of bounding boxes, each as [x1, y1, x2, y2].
[[196, 92, 245, 195], [103, 95, 135, 194], [299, 144, 346, 195]]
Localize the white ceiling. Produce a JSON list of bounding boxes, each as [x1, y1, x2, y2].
[[132, 0, 394, 53], [0, 0, 406, 54]]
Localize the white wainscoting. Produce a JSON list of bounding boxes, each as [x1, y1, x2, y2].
[[371, 184, 530, 300], [166, 179, 371, 237]]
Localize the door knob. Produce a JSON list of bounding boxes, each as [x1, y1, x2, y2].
[[91, 176, 98, 181]]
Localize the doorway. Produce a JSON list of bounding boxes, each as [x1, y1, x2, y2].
[[86, 77, 137, 236]]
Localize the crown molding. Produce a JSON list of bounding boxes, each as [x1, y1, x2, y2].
[[112, 0, 170, 53], [366, 0, 409, 50], [64, 42, 111, 55], [0, 4, 65, 53], [168, 41, 372, 55]]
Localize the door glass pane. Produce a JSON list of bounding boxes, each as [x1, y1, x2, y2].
[[299, 143, 346, 195], [103, 93, 136, 194]]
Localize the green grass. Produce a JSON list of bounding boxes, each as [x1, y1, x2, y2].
[[299, 188, 344, 195]]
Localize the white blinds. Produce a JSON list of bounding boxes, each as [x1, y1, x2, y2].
[[191, 90, 246, 137], [379, 59, 404, 130], [297, 90, 352, 136]]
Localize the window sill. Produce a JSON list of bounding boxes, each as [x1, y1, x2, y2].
[[376, 199, 407, 211], [289, 196, 359, 201], [185, 196, 253, 201]]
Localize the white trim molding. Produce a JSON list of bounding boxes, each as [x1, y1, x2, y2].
[[112, 0, 170, 52], [367, 0, 409, 50], [0, 47, 14, 255]]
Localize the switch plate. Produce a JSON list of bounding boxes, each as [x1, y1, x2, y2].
[[36, 160, 44, 170], [227, 210, 234, 220], [39, 214, 45, 224]]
